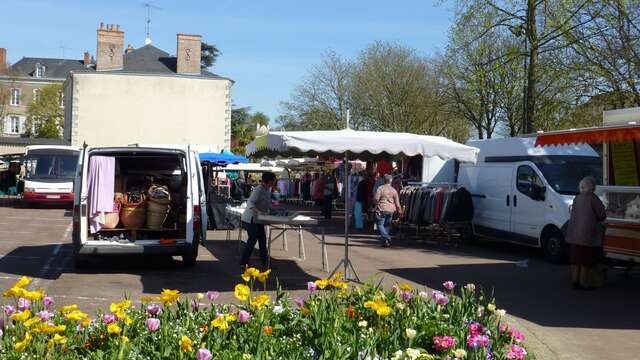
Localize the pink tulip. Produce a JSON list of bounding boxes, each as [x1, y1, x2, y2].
[[431, 291, 449, 306], [307, 281, 317, 292], [506, 344, 527, 360], [206, 291, 220, 301], [238, 310, 252, 323], [102, 314, 117, 324], [37, 310, 53, 321], [18, 298, 31, 311], [43, 296, 55, 308], [3, 305, 16, 316], [146, 304, 162, 316], [468, 322, 484, 336], [294, 296, 305, 308], [146, 318, 160, 332], [401, 291, 413, 302], [433, 336, 457, 352], [466, 334, 490, 349], [197, 348, 213, 360], [443, 281, 456, 290]]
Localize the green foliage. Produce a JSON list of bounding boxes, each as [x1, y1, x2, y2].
[[1, 274, 533, 359], [201, 41, 221, 69], [26, 84, 63, 139], [230, 107, 271, 154]]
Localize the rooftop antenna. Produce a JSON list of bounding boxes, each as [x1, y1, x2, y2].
[[59, 45, 71, 59], [142, 2, 162, 45]]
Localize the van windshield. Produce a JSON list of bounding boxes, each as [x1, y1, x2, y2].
[[534, 156, 603, 196]]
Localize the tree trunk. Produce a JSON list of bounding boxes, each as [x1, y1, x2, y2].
[[524, 0, 538, 134], [476, 125, 484, 139]]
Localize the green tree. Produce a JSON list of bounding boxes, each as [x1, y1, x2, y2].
[[280, 50, 356, 130], [200, 41, 221, 69], [351, 41, 459, 136], [250, 112, 270, 128], [27, 84, 63, 139]]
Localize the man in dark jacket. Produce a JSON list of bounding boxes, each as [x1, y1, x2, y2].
[[565, 176, 607, 290]]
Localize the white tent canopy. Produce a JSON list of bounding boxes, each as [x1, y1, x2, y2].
[[245, 129, 479, 282], [224, 163, 284, 173], [246, 129, 479, 163]]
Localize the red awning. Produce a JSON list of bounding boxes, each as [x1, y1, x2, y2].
[[535, 124, 640, 146]]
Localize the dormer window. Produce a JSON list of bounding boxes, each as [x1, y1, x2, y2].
[[35, 63, 45, 78]]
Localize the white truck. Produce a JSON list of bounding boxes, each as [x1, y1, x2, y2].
[[72, 145, 208, 267], [458, 137, 602, 262]]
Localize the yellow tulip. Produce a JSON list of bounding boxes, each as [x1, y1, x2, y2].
[[225, 314, 237, 322], [314, 279, 329, 289], [241, 267, 261, 282], [250, 294, 271, 309], [234, 284, 250, 301], [60, 304, 78, 314], [14, 332, 32, 353], [14, 276, 33, 288], [66, 310, 89, 322], [397, 283, 413, 292], [23, 316, 42, 328], [376, 305, 392, 317], [107, 323, 122, 335], [159, 289, 180, 305], [3, 286, 28, 298], [121, 335, 130, 343], [47, 334, 67, 349], [179, 335, 194, 352], [24, 289, 44, 301], [256, 269, 271, 283], [11, 310, 31, 322], [211, 316, 229, 331]]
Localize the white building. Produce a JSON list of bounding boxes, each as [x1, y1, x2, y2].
[[63, 23, 233, 149]]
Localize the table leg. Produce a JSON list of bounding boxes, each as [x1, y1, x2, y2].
[[283, 225, 288, 251], [298, 225, 305, 260], [237, 226, 243, 252], [267, 226, 272, 268]]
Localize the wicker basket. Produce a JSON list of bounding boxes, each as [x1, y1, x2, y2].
[[102, 212, 120, 229], [121, 203, 145, 229], [146, 201, 170, 229]]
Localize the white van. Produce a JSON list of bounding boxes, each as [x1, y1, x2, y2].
[[458, 137, 602, 262], [72, 145, 208, 267]]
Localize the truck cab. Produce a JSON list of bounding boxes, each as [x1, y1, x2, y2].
[[23, 145, 80, 205]]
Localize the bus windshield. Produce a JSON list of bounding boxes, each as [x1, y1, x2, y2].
[[534, 156, 603, 196], [25, 151, 79, 180]]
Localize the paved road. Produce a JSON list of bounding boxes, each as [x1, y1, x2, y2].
[[0, 205, 638, 359]]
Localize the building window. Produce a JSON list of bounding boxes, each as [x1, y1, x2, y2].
[[7, 115, 20, 134], [10, 88, 20, 106], [33, 89, 41, 102], [35, 63, 45, 78]]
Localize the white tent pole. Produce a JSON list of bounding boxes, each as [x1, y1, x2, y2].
[[344, 151, 349, 278]]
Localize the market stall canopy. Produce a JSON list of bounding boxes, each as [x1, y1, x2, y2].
[[246, 129, 479, 163], [225, 163, 283, 173], [535, 124, 640, 147], [199, 150, 249, 166]]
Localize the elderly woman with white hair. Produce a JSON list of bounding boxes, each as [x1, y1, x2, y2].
[[565, 176, 607, 290]]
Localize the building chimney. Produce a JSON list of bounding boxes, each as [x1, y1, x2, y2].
[[125, 44, 135, 54], [176, 33, 202, 74], [0, 48, 7, 75], [96, 23, 124, 71], [83, 51, 91, 66]]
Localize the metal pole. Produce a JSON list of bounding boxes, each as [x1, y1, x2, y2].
[[344, 151, 349, 278]]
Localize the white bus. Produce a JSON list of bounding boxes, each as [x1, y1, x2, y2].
[[23, 145, 80, 205]]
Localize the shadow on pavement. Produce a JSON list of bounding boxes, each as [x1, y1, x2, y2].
[[384, 262, 640, 330]]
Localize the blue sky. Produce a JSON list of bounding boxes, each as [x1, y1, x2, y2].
[[0, 0, 454, 121]]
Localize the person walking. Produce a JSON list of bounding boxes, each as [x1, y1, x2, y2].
[[565, 176, 607, 290], [320, 170, 337, 220], [240, 172, 277, 269], [374, 174, 401, 247]]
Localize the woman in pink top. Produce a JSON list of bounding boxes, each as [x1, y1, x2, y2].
[[374, 174, 401, 247]]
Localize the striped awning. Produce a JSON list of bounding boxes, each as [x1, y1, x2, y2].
[[535, 124, 640, 146]]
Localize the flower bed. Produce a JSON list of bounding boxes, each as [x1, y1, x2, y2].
[[0, 270, 531, 359]]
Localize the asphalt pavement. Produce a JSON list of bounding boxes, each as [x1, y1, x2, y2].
[[0, 205, 638, 359]]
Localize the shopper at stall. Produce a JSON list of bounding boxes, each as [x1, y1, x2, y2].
[[565, 176, 607, 290], [320, 170, 338, 219], [240, 171, 277, 269], [374, 174, 401, 248]]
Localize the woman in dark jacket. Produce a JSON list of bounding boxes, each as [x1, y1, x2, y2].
[[565, 176, 607, 290]]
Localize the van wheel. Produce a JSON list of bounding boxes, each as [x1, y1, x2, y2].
[[74, 254, 89, 269], [543, 231, 566, 263]]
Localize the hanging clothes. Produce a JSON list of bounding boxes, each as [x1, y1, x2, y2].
[[88, 156, 115, 234]]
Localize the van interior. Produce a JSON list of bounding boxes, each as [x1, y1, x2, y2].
[[87, 151, 188, 242]]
